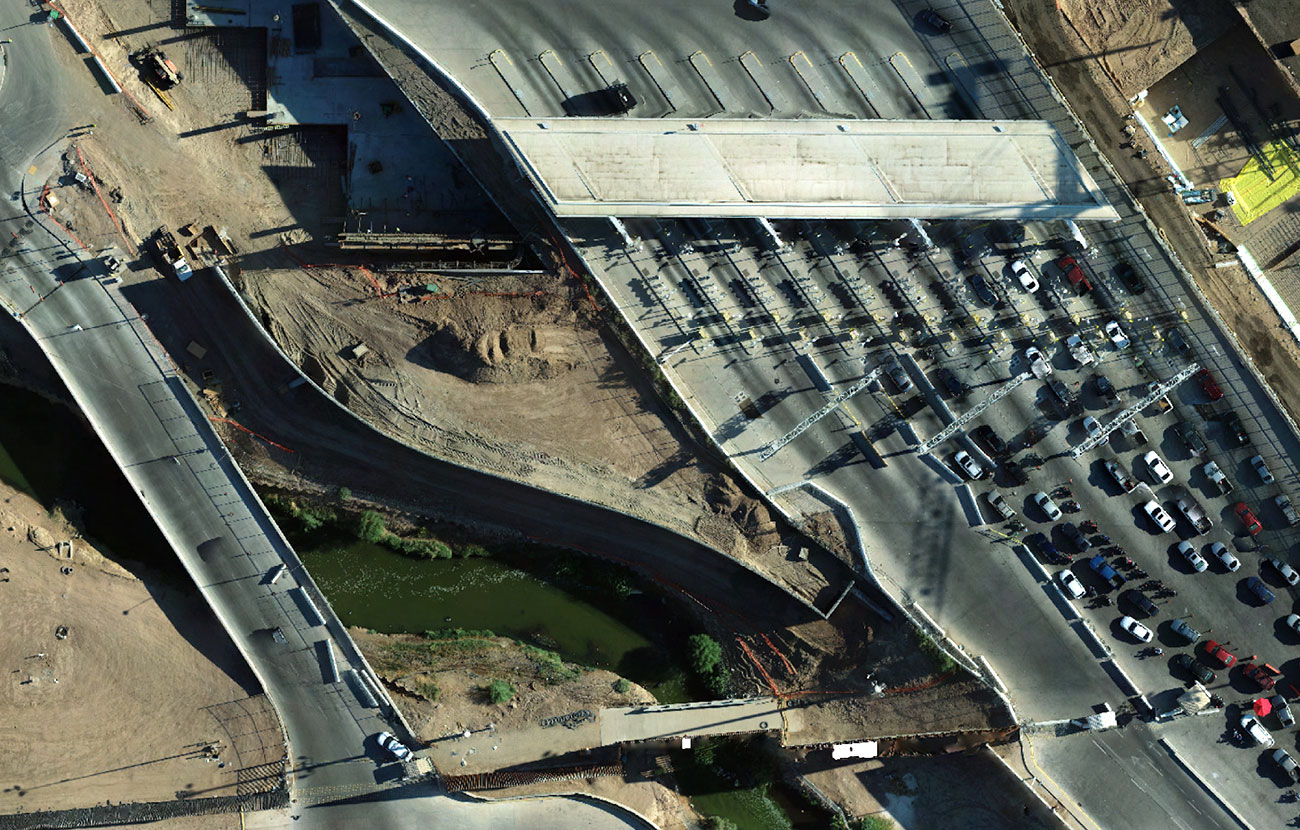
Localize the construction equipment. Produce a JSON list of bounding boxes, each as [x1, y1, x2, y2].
[[136, 48, 181, 89], [153, 226, 193, 281]]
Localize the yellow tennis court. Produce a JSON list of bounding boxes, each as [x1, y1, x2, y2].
[[1221, 140, 1300, 225]]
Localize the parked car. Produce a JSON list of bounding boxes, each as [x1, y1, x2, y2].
[[1065, 334, 1094, 366], [377, 731, 412, 761], [1251, 455, 1275, 485], [919, 7, 952, 33], [953, 450, 984, 480], [1195, 368, 1223, 401], [1209, 541, 1240, 572], [1278, 494, 1300, 527], [1057, 569, 1086, 600], [1062, 521, 1091, 553], [1048, 379, 1077, 413], [1204, 640, 1237, 667], [974, 425, 1008, 457], [1176, 541, 1208, 573], [1267, 557, 1300, 586], [1104, 320, 1130, 349], [1058, 255, 1092, 293], [985, 490, 1016, 520], [1173, 653, 1215, 684], [1273, 749, 1299, 781], [1246, 575, 1276, 604], [1024, 346, 1052, 376], [1287, 614, 1300, 636], [1104, 459, 1138, 493], [1122, 588, 1159, 617], [1001, 458, 1029, 486], [1033, 492, 1062, 521], [936, 366, 969, 399], [1119, 615, 1153, 642], [1174, 422, 1207, 457], [1234, 502, 1263, 536], [1089, 554, 1126, 589], [1009, 258, 1038, 292], [885, 358, 913, 393], [1245, 663, 1277, 691], [1082, 415, 1107, 445], [1026, 531, 1060, 558], [1094, 374, 1118, 404], [1169, 617, 1201, 643], [1222, 412, 1249, 447], [969, 271, 999, 306], [1242, 713, 1275, 748], [1273, 696, 1296, 729], [1203, 460, 1233, 495], [1166, 326, 1191, 357], [1143, 450, 1173, 484], [1114, 261, 1146, 295], [1143, 500, 1176, 533]]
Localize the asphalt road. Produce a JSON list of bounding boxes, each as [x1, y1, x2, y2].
[[0, 12, 649, 830]]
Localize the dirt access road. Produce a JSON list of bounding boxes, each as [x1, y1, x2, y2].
[[0, 483, 282, 814], [1007, 0, 1300, 432]]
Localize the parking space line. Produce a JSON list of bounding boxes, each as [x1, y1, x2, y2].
[[836, 51, 884, 117], [888, 52, 932, 119], [487, 49, 533, 116], [688, 50, 729, 111], [787, 51, 832, 113], [538, 48, 577, 103], [943, 52, 988, 119], [587, 49, 615, 85]]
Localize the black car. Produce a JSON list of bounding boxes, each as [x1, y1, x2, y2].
[[1001, 458, 1029, 486], [1026, 532, 1061, 562], [1121, 588, 1159, 617], [1093, 374, 1118, 404], [1174, 421, 1208, 457], [936, 367, 968, 399], [1166, 326, 1191, 357], [1222, 412, 1249, 447], [920, 8, 952, 34], [990, 221, 1026, 246], [604, 82, 638, 113], [1173, 653, 1216, 685], [884, 358, 913, 393], [973, 425, 1008, 457], [1047, 379, 1077, 413], [1061, 522, 1091, 553], [969, 271, 999, 306], [743, 0, 772, 19], [1114, 262, 1146, 295]]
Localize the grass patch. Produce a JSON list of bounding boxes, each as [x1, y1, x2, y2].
[[915, 629, 957, 674]]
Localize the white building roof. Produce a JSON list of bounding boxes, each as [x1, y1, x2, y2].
[[497, 118, 1118, 221]]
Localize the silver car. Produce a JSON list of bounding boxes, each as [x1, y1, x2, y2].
[[953, 450, 985, 480], [1243, 713, 1275, 748], [1274, 749, 1299, 781], [1209, 541, 1240, 572], [377, 731, 412, 761], [1175, 541, 1208, 573], [1119, 615, 1153, 643], [1057, 569, 1086, 600], [1033, 492, 1062, 522], [1268, 557, 1300, 587], [1251, 455, 1275, 485], [1143, 500, 1176, 533]]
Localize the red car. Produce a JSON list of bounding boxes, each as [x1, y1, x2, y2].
[[1204, 640, 1237, 668], [1195, 368, 1223, 401], [1057, 255, 1092, 293], [1244, 663, 1277, 691], [1234, 502, 1263, 536]]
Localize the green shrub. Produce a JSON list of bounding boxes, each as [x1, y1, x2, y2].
[[859, 817, 896, 830], [487, 680, 515, 704], [613, 678, 631, 694], [357, 510, 386, 543], [688, 634, 722, 675], [337, 486, 352, 501], [702, 818, 737, 830], [457, 543, 491, 558]]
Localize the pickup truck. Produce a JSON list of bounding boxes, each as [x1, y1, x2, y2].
[[1104, 459, 1139, 493], [1176, 492, 1213, 536], [1277, 494, 1300, 527], [1094, 374, 1119, 405], [985, 490, 1016, 521], [1204, 460, 1233, 495], [1066, 334, 1095, 366], [1089, 554, 1126, 589], [1175, 422, 1208, 458]]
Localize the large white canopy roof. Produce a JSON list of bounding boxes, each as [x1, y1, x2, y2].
[[497, 118, 1118, 220]]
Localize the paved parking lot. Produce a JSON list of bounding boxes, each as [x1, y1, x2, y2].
[[357, 0, 1300, 823]]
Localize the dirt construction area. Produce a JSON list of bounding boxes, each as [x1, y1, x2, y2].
[[0, 482, 283, 814]]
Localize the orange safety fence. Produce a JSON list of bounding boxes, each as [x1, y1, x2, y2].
[[549, 233, 600, 313], [208, 417, 296, 454], [74, 145, 135, 255], [761, 633, 796, 679], [736, 636, 782, 697], [39, 185, 90, 251], [886, 670, 956, 695]]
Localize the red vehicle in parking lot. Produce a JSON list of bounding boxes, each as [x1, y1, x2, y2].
[[1234, 502, 1263, 536], [1195, 368, 1224, 401], [1057, 255, 1092, 293], [1244, 663, 1277, 691], [1204, 640, 1237, 667]]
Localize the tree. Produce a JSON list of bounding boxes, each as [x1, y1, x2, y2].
[[613, 678, 631, 694], [487, 680, 515, 704], [688, 634, 722, 676], [357, 510, 386, 543], [337, 486, 352, 501]]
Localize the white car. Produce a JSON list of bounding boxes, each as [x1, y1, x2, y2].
[[1143, 500, 1176, 533], [1033, 491, 1063, 522], [1242, 713, 1275, 748], [1286, 613, 1300, 635], [985, 490, 1016, 520], [1209, 541, 1240, 572], [1082, 415, 1107, 445], [1119, 615, 1153, 643], [1105, 320, 1130, 349], [377, 731, 412, 761], [1065, 334, 1095, 366], [1010, 258, 1039, 292], [953, 450, 985, 480], [1175, 541, 1208, 573], [1268, 557, 1300, 587], [1024, 346, 1052, 376], [1251, 455, 1275, 485], [1057, 569, 1086, 600], [1143, 450, 1173, 484]]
